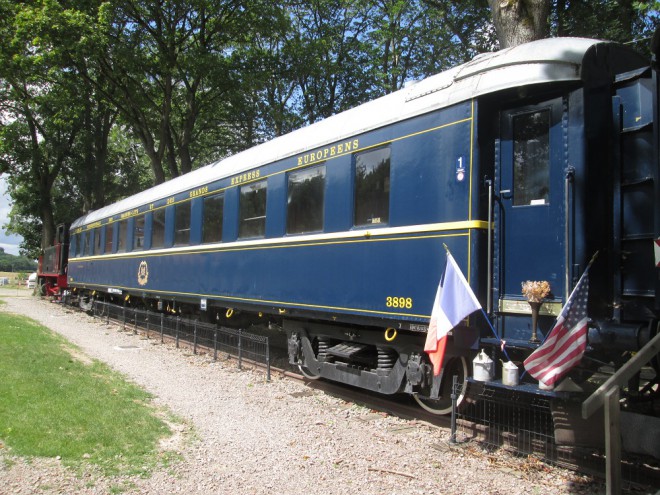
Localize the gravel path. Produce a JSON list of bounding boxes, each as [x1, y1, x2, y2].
[[0, 290, 611, 494]]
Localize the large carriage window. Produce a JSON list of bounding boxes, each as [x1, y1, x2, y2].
[[133, 215, 145, 250], [151, 209, 165, 249], [70, 233, 78, 258], [287, 164, 325, 234], [83, 231, 91, 256], [117, 220, 128, 252], [513, 110, 550, 206], [239, 180, 267, 238], [174, 202, 191, 245], [203, 193, 224, 244], [354, 147, 390, 226], [93, 228, 102, 255], [105, 223, 114, 253]]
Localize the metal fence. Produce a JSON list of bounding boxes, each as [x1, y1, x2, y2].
[[452, 380, 659, 488], [455, 381, 557, 460], [90, 300, 271, 380]]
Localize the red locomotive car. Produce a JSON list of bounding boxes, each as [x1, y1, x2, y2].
[[36, 223, 69, 297]]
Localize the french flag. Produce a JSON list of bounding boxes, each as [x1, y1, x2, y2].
[[424, 252, 481, 376]]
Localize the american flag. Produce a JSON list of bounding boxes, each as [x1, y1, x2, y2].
[[523, 268, 590, 387]]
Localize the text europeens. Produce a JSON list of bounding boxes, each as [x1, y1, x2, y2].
[[297, 139, 360, 166]]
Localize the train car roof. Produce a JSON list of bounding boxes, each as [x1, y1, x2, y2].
[[72, 36, 647, 229]]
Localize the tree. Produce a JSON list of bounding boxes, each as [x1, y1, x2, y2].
[[486, 0, 550, 48], [0, 0, 84, 249], [80, 0, 285, 184]]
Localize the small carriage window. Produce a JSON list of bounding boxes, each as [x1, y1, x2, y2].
[[174, 202, 191, 246], [287, 164, 325, 234], [239, 180, 267, 238], [202, 193, 224, 244], [93, 228, 102, 255], [354, 146, 390, 226], [151, 209, 165, 249], [105, 223, 114, 253], [133, 215, 145, 250], [117, 220, 128, 252], [513, 110, 550, 206]]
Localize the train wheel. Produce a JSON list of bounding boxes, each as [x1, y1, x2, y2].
[[298, 364, 322, 380], [413, 356, 469, 415]]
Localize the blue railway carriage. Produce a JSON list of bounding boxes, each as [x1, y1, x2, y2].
[[68, 36, 659, 414]]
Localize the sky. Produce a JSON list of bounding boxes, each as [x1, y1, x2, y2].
[[0, 174, 23, 256]]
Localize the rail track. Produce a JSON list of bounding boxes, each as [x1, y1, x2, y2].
[[61, 297, 659, 490]]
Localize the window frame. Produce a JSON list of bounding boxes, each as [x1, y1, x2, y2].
[[286, 163, 326, 235], [133, 214, 146, 251], [151, 208, 166, 249], [174, 202, 191, 246], [116, 220, 128, 253], [238, 179, 267, 239], [202, 193, 224, 244], [353, 145, 391, 228]]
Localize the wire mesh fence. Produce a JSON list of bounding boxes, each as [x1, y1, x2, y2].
[[451, 379, 660, 488], [455, 381, 556, 460], [89, 300, 271, 380]]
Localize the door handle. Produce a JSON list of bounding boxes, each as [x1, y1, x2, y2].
[[499, 189, 512, 199]]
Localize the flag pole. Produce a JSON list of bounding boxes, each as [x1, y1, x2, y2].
[[442, 243, 511, 362]]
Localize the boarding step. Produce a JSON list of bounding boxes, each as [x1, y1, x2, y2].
[[326, 342, 369, 360]]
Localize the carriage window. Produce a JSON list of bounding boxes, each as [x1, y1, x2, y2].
[[93, 228, 102, 255], [203, 193, 224, 244], [513, 110, 550, 206], [133, 215, 145, 250], [70, 233, 78, 258], [82, 231, 91, 256], [354, 147, 390, 226], [239, 180, 267, 238], [105, 223, 114, 253], [151, 209, 165, 249], [174, 202, 191, 245], [117, 220, 128, 252], [287, 164, 325, 234]]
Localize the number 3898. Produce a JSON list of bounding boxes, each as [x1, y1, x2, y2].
[[386, 296, 413, 309]]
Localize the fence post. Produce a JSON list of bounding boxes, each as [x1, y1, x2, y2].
[[106, 302, 110, 324], [160, 313, 164, 343], [450, 375, 458, 444], [133, 308, 138, 334], [145, 310, 150, 339], [193, 320, 198, 355], [213, 326, 218, 361], [176, 317, 180, 348], [238, 329, 242, 370], [122, 305, 126, 331], [265, 336, 271, 382], [605, 387, 622, 495]]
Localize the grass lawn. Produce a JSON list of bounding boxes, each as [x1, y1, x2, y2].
[[0, 305, 178, 476]]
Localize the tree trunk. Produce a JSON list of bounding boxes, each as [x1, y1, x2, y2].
[[488, 0, 551, 48]]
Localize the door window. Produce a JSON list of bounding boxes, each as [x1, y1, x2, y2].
[[513, 110, 550, 206]]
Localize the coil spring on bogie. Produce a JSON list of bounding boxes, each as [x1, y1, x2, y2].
[[317, 338, 332, 362], [377, 347, 397, 370]]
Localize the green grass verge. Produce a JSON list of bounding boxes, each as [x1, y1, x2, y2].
[[0, 309, 177, 476]]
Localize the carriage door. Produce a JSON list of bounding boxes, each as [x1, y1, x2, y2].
[[496, 98, 566, 339]]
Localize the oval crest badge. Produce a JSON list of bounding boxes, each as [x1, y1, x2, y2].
[[137, 260, 149, 286]]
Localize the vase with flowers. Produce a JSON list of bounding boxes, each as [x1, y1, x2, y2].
[[521, 280, 551, 343]]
